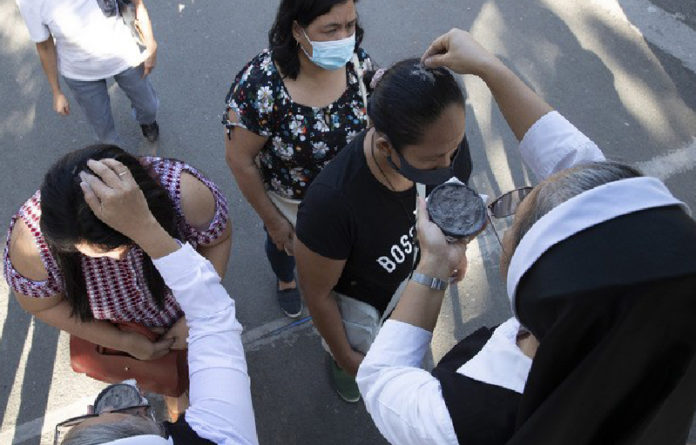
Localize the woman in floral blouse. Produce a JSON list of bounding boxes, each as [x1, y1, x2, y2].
[[223, 0, 372, 317]]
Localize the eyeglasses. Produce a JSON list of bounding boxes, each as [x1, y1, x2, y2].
[[54, 404, 153, 444], [487, 186, 534, 247]]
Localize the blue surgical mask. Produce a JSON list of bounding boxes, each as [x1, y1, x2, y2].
[[301, 30, 356, 71]]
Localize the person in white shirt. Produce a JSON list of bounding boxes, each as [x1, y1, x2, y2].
[[16, 0, 160, 144], [54, 158, 258, 444], [357, 28, 696, 445]]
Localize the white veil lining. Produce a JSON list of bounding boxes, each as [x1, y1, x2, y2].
[[506, 176, 689, 317]]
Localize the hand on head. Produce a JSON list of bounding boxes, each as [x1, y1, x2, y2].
[[79, 159, 156, 240], [421, 28, 498, 76]]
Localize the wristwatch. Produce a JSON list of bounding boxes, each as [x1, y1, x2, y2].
[[411, 272, 448, 291]]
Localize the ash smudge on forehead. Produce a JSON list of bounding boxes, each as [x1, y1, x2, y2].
[[410, 64, 436, 84]]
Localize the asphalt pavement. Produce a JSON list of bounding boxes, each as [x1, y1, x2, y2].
[[1, 0, 695, 444]]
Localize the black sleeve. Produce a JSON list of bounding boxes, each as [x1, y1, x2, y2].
[[296, 182, 354, 260], [164, 414, 215, 445]]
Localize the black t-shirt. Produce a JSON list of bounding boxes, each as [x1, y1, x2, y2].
[[296, 130, 472, 314]]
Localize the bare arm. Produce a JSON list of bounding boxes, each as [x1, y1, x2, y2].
[[422, 28, 552, 141], [131, 0, 157, 76], [179, 172, 232, 278], [8, 219, 171, 359], [295, 238, 364, 376], [224, 113, 294, 254], [35, 38, 70, 116]]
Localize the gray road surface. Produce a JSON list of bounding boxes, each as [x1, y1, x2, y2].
[[1, 0, 695, 444]]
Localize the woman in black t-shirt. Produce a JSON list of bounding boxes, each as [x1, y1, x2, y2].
[[295, 58, 472, 402]]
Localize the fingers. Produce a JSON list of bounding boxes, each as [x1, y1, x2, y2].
[[101, 158, 134, 184], [415, 196, 432, 228], [79, 170, 112, 202], [86, 159, 123, 189], [423, 53, 450, 69], [162, 331, 186, 349], [170, 337, 188, 350], [454, 255, 468, 281], [142, 57, 155, 78], [80, 180, 101, 215], [421, 32, 449, 65], [151, 337, 175, 359]]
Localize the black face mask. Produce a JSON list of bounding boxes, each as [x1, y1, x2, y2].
[[386, 137, 468, 185]]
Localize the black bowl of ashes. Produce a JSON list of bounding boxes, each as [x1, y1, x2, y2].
[[427, 182, 486, 240]]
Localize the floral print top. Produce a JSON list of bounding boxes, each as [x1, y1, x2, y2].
[[223, 48, 373, 200]]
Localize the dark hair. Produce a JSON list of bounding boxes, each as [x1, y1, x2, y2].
[[39, 145, 182, 322], [269, 0, 364, 80], [366, 59, 466, 152]]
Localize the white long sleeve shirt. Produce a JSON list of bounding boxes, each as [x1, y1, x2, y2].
[[153, 243, 259, 445], [356, 111, 605, 445]]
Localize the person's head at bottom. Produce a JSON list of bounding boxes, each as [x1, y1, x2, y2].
[[56, 383, 169, 445], [60, 414, 165, 445], [498, 161, 696, 444]]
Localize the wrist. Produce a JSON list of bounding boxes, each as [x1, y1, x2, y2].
[[135, 224, 180, 260], [477, 57, 505, 82], [416, 257, 451, 281], [264, 211, 287, 230], [128, 216, 161, 244]]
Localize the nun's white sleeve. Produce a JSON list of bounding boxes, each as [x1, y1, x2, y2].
[[356, 320, 459, 445], [519, 111, 606, 181], [153, 243, 259, 445]]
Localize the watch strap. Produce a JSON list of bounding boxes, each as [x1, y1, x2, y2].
[[411, 272, 448, 291]]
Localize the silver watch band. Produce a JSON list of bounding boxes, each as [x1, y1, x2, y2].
[[411, 272, 448, 291]]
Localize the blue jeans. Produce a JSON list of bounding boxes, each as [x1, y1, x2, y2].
[[264, 232, 295, 283], [63, 64, 158, 145]]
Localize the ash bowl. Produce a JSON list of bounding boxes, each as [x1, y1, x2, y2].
[[427, 182, 486, 240]]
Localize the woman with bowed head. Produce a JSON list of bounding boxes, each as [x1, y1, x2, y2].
[[294, 58, 473, 402], [223, 0, 373, 318], [55, 158, 257, 445], [4, 145, 231, 419]]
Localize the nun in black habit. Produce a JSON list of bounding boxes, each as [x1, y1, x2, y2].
[[357, 28, 696, 445], [506, 176, 696, 444]]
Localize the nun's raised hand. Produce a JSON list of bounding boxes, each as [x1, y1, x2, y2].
[[415, 197, 469, 280], [421, 28, 498, 77], [79, 158, 156, 241]]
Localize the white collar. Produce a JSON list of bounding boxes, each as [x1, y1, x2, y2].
[[103, 435, 173, 445], [457, 318, 532, 393], [506, 177, 689, 317]]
